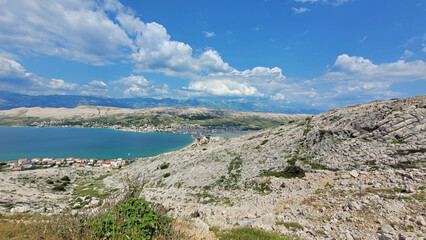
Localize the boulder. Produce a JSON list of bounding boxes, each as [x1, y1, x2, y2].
[[190, 218, 209, 233], [10, 206, 31, 213]]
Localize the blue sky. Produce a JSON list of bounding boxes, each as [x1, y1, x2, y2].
[[0, 0, 425, 111]]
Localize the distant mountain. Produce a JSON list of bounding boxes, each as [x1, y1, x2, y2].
[[0, 91, 320, 114]]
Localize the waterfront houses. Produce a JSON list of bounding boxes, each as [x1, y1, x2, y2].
[[3, 157, 132, 171]]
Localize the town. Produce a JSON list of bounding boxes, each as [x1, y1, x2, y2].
[[4, 157, 131, 171]]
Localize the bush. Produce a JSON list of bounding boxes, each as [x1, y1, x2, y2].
[[159, 162, 169, 170], [163, 173, 171, 178], [88, 196, 174, 239], [261, 165, 305, 179], [60, 176, 71, 182], [52, 184, 66, 191], [46, 179, 54, 184]]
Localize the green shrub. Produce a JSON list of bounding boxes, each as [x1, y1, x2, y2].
[[46, 179, 54, 184], [52, 184, 66, 191], [163, 173, 171, 178], [261, 165, 305, 179], [88, 196, 173, 239], [159, 162, 170, 170], [60, 176, 71, 182]]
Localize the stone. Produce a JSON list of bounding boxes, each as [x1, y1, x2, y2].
[[10, 206, 31, 213], [398, 232, 421, 240], [345, 232, 355, 240], [89, 199, 100, 207], [414, 216, 425, 226], [261, 213, 276, 228], [349, 170, 359, 178], [349, 201, 361, 211], [190, 218, 209, 233]]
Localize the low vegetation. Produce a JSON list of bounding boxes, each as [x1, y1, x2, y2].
[[215, 227, 299, 240], [260, 165, 306, 179]]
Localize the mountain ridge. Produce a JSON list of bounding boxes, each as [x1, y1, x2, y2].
[[0, 91, 320, 114]]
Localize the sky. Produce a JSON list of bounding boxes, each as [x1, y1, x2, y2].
[[0, 0, 425, 111]]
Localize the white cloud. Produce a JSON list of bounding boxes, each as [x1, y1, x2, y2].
[[0, 56, 29, 79], [0, 0, 133, 65], [294, 0, 319, 3], [359, 36, 367, 43], [0, 0, 233, 76], [80, 80, 108, 96], [0, 56, 79, 94], [111, 74, 169, 97], [271, 93, 286, 101], [317, 54, 426, 83], [113, 75, 150, 87], [308, 54, 426, 108], [203, 31, 216, 38], [401, 50, 413, 59], [294, 0, 349, 6], [188, 79, 263, 97], [185, 66, 288, 98], [292, 7, 311, 14], [47, 79, 77, 90]]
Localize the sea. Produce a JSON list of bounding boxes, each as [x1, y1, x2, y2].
[[0, 126, 194, 162]]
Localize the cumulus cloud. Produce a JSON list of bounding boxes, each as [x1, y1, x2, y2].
[[317, 54, 426, 83], [188, 79, 263, 97], [0, 0, 233, 76], [185, 66, 288, 98], [0, 56, 79, 94], [111, 75, 169, 97], [308, 54, 426, 108], [0, 0, 133, 65], [47, 79, 77, 90]]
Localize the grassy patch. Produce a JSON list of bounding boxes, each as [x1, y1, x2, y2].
[[215, 227, 298, 240], [389, 160, 418, 169], [245, 179, 272, 194], [277, 222, 303, 230], [72, 175, 110, 199], [216, 155, 243, 190]]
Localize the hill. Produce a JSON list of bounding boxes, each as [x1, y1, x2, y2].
[[0, 105, 309, 132], [117, 95, 426, 239]]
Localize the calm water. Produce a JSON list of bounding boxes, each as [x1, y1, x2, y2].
[[0, 127, 193, 161]]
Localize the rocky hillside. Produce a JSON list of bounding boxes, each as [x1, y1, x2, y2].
[[0, 105, 308, 130], [118, 95, 425, 239]]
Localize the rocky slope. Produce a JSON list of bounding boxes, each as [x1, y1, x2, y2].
[[116, 95, 425, 239]]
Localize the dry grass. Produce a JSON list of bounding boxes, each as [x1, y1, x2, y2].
[[0, 219, 56, 240]]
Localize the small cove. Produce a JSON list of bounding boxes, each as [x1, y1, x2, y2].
[[0, 126, 194, 161]]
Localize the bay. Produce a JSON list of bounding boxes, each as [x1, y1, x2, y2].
[[0, 126, 193, 161]]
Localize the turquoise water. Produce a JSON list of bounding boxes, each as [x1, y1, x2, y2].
[[0, 127, 193, 161]]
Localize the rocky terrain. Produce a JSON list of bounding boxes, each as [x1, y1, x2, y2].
[[0, 96, 425, 239], [114, 95, 425, 239]]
